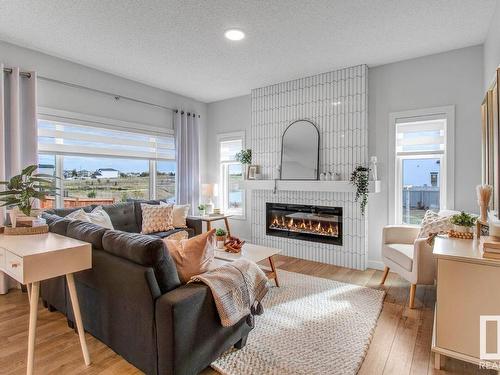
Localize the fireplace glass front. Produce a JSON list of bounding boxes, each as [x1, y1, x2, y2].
[[266, 203, 342, 245]]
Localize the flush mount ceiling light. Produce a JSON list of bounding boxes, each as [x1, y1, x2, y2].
[[224, 29, 245, 41]]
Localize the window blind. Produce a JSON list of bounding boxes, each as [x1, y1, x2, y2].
[[220, 139, 242, 162], [38, 119, 175, 160], [396, 119, 445, 154]]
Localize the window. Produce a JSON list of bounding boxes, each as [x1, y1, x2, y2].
[[393, 114, 452, 224], [37, 111, 176, 209], [218, 133, 245, 217]]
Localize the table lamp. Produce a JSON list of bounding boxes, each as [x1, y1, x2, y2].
[[201, 183, 216, 215]]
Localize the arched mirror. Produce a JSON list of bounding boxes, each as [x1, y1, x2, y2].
[[280, 120, 320, 180]]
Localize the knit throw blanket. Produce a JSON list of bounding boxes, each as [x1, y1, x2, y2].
[[189, 259, 269, 327]]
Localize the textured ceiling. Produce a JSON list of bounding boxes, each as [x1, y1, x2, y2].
[[0, 0, 496, 102]]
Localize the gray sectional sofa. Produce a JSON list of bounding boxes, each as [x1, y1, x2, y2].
[[40, 200, 252, 375]]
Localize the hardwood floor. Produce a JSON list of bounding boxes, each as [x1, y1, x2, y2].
[[0, 254, 494, 375]]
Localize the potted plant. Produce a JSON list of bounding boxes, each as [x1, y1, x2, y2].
[[215, 228, 227, 249], [235, 149, 252, 179], [0, 164, 56, 227], [450, 211, 477, 234], [350, 165, 371, 216], [198, 204, 206, 216]]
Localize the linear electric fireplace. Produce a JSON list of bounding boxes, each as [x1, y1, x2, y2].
[[266, 203, 343, 245]]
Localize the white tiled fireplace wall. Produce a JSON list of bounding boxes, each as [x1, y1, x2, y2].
[[250, 65, 368, 270]]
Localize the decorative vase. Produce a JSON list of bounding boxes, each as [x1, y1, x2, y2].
[[198, 209, 206, 216], [216, 235, 226, 249], [370, 156, 378, 181], [479, 203, 488, 222], [7, 208, 19, 228]]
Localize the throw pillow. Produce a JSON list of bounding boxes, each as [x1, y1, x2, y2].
[[86, 206, 114, 230], [418, 210, 451, 238], [65, 209, 91, 223], [141, 203, 174, 234], [165, 230, 189, 241], [165, 229, 216, 283], [161, 202, 190, 228]]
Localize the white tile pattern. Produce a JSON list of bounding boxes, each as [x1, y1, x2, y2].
[[250, 65, 369, 269]]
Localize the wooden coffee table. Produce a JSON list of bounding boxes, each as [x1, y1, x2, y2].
[[214, 243, 282, 286]]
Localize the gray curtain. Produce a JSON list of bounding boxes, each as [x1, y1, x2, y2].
[[175, 111, 199, 214], [0, 64, 38, 294]]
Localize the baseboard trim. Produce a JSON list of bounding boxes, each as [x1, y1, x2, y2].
[[368, 260, 385, 271]]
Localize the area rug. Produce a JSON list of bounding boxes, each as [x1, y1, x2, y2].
[[211, 270, 385, 375]]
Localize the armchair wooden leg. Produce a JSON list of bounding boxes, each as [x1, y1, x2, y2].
[[409, 284, 416, 309], [380, 266, 390, 285]]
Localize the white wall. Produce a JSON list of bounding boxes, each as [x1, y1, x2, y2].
[[206, 45, 484, 269], [0, 41, 208, 181], [368, 45, 483, 268], [206, 95, 252, 238], [484, 0, 500, 89]]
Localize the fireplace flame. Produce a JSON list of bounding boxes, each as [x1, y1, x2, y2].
[[270, 215, 339, 237]]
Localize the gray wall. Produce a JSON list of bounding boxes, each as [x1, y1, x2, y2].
[[206, 95, 252, 238], [484, 0, 500, 89], [0, 41, 208, 181], [368, 45, 483, 268], [206, 45, 484, 268]]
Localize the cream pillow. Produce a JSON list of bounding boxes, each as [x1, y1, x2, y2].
[[418, 210, 451, 238], [161, 202, 190, 228], [165, 229, 216, 283], [141, 203, 174, 234], [87, 206, 114, 229], [65, 209, 91, 222]]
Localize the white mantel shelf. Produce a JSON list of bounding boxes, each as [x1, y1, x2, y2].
[[243, 180, 381, 193]]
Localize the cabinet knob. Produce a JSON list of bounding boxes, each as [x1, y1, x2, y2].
[[10, 261, 20, 268]]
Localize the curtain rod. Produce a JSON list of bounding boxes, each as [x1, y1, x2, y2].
[[3, 67, 199, 117]]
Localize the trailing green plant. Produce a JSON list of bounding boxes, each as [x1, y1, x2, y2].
[[198, 204, 206, 211], [450, 211, 477, 227], [0, 164, 57, 216], [87, 190, 97, 198], [235, 149, 252, 165], [215, 228, 227, 237], [350, 165, 370, 216]]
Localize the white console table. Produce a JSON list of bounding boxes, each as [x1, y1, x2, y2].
[[432, 236, 500, 371], [0, 232, 92, 375]]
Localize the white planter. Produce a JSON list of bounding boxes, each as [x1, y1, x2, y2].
[[452, 224, 474, 233]]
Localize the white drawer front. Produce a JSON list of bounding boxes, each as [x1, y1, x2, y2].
[[0, 247, 5, 271], [5, 251, 23, 283]]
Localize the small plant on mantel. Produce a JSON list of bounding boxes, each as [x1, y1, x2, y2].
[[235, 149, 252, 165], [350, 165, 371, 216]]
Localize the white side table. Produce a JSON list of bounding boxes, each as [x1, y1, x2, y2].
[[0, 232, 92, 375]]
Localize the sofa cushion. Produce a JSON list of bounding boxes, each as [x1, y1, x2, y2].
[[47, 206, 94, 217], [383, 243, 414, 271], [67, 221, 108, 250], [49, 218, 72, 236], [149, 228, 192, 239], [42, 213, 72, 236], [102, 230, 180, 293], [101, 202, 138, 233], [42, 213, 63, 226]]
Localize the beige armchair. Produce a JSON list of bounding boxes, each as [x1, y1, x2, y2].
[[380, 225, 436, 308]]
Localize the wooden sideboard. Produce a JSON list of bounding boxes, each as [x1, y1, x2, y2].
[[432, 236, 500, 370], [0, 232, 92, 375]]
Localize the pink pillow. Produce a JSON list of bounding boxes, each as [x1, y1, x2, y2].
[[165, 229, 216, 283]]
